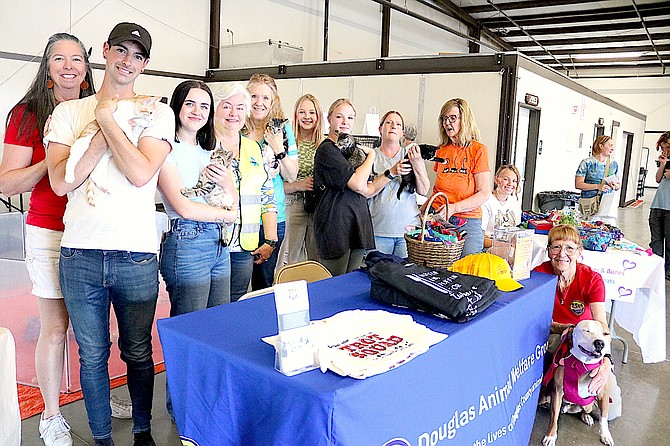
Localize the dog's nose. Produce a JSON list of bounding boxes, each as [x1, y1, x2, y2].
[[594, 339, 605, 352]]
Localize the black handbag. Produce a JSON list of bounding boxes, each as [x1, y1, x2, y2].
[[303, 185, 324, 214]]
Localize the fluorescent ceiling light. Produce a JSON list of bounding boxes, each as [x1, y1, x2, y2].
[[573, 51, 644, 60]]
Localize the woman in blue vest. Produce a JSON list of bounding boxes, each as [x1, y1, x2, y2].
[[213, 83, 278, 301]]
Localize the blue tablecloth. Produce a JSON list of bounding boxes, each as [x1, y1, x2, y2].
[[158, 270, 556, 446]]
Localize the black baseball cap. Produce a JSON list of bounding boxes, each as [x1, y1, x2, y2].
[[108, 22, 152, 57]]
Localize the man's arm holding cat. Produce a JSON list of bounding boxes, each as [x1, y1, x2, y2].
[[95, 96, 171, 187], [47, 132, 108, 196]]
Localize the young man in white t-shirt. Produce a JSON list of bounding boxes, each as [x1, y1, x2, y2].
[[46, 22, 174, 446]]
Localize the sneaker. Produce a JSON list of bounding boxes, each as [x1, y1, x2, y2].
[[133, 431, 156, 446], [39, 413, 72, 446], [110, 394, 133, 419]]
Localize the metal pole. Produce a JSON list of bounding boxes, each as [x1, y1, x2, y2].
[[323, 0, 329, 61]]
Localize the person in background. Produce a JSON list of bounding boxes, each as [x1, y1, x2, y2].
[[481, 164, 522, 248], [213, 83, 277, 301], [431, 98, 490, 256], [533, 225, 612, 396], [313, 98, 377, 275], [575, 135, 620, 225], [368, 110, 430, 258], [0, 32, 95, 446], [157, 80, 238, 418], [649, 131, 670, 280], [45, 22, 174, 446], [243, 74, 297, 289], [281, 93, 323, 265]]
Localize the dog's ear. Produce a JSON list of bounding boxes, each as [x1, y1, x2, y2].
[[565, 325, 575, 350]]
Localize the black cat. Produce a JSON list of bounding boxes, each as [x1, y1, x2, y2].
[[396, 144, 444, 199]]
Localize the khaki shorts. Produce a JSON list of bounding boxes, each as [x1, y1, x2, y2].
[[24, 225, 63, 299]]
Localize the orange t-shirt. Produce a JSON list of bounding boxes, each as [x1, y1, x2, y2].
[[431, 140, 490, 219]]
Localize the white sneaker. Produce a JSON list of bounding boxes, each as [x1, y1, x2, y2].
[[110, 394, 133, 419], [39, 413, 72, 446]]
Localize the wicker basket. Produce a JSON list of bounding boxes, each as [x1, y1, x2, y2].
[[405, 192, 465, 268]]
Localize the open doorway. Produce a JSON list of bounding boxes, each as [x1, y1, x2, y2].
[[619, 131, 635, 207], [514, 104, 541, 211]]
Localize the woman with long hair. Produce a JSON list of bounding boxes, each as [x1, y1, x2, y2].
[[0, 33, 95, 446], [157, 80, 238, 417], [280, 93, 324, 264], [243, 74, 297, 289], [575, 135, 620, 224], [430, 98, 491, 257], [649, 131, 670, 279], [312, 98, 377, 275]]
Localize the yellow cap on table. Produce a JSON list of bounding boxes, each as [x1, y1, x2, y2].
[[450, 253, 523, 292]]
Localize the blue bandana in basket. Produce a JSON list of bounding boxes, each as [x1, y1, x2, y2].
[[578, 227, 614, 252]]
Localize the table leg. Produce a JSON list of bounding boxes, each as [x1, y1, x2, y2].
[[608, 300, 629, 364]]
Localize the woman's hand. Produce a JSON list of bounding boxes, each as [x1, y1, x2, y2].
[[264, 126, 285, 156], [391, 158, 411, 177], [587, 356, 611, 395], [298, 176, 314, 192], [252, 243, 274, 265], [205, 163, 233, 187]]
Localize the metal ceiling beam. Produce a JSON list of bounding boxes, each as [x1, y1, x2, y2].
[[482, 0, 570, 72], [522, 43, 670, 57], [500, 17, 668, 38], [368, 0, 507, 52], [540, 55, 668, 64], [632, 0, 666, 74], [480, 4, 670, 28], [510, 32, 668, 48], [464, 0, 604, 14], [422, 0, 512, 50]]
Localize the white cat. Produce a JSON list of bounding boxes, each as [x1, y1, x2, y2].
[[64, 95, 160, 206]]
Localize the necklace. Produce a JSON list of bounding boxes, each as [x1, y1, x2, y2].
[[556, 275, 574, 305]]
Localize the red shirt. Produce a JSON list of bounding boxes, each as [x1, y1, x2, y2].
[[534, 261, 605, 325], [4, 105, 66, 231]]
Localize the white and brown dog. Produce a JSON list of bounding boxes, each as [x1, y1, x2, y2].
[[541, 319, 614, 446]]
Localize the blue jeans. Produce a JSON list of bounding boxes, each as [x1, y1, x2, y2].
[[230, 250, 254, 302], [373, 235, 408, 259], [159, 219, 231, 419], [460, 218, 484, 257], [251, 221, 286, 290], [60, 248, 158, 439], [649, 208, 670, 273], [159, 219, 231, 316]]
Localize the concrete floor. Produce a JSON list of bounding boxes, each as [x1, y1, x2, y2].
[[19, 188, 669, 446]]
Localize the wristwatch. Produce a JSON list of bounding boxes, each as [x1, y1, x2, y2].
[[264, 239, 278, 248], [384, 169, 395, 180], [274, 151, 287, 161]]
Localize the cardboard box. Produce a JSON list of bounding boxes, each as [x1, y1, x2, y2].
[[490, 228, 534, 280]]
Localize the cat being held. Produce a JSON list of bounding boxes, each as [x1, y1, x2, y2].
[[64, 95, 161, 206], [261, 117, 289, 178], [181, 142, 235, 210]]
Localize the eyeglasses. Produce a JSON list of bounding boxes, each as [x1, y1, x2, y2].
[[441, 114, 460, 123], [548, 244, 579, 255]]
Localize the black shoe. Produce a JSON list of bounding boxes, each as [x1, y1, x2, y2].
[[95, 437, 115, 446], [133, 431, 156, 446]]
